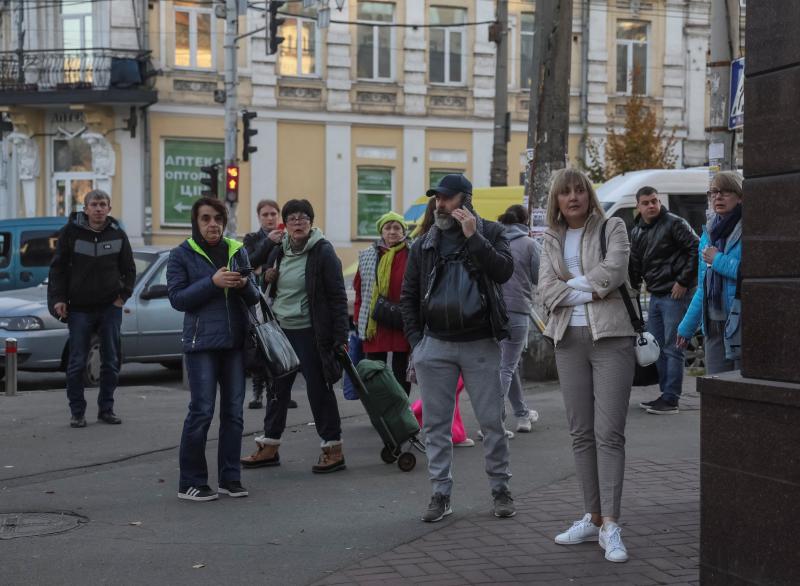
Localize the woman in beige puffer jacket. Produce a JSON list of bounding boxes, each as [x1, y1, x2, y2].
[[539, 168, 635, 564]]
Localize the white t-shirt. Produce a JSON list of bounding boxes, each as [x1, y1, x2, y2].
[[563, 227, 591, 326]]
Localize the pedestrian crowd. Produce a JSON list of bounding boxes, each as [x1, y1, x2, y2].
[[47, 168, 744, 564]]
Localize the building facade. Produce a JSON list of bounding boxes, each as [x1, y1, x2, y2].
[[2, 0, 717, 265], [0, 0, 155, 242]]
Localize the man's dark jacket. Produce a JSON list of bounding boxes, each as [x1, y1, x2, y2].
[[48, 212, 136, 313], [628, 208, 700, 296], [401, 216, 513, 349], [243, 229, 279, 272], [167, 238, 259, 353], [265, 238, 349, 385]]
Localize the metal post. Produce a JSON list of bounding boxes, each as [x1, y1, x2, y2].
[[490, 0, 509, 186], [5, 338, 18, 396], [224, 0, 239, 236], [16, 0, 25, 84]]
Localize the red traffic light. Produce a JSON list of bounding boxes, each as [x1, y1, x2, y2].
[[225, 165, 239, 203]]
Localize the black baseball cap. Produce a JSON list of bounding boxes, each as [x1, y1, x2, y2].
[[426, 174, 472, 198]]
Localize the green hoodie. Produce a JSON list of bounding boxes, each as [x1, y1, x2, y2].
[[272, 227, 325, 329]]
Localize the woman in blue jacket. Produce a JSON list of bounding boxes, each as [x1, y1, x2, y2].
[[167, 197, 260, 502], [677, 171, 742, 374]]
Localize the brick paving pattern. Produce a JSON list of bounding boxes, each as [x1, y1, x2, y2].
[[313, 458, 700, 586]]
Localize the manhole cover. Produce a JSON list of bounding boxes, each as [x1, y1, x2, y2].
[[0, 512, 87, 539]]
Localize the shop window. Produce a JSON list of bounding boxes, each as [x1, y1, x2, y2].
[[20, 231, 60, 268], [357, 2, 394, 80], [429, 7, 466, 84], [357, 168, 393, 237], [616, 20, 648, 95], [175, 1, 214, 69], [54, 138, 93, 173]]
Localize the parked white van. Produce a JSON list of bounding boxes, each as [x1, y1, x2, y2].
[[597, 168, 710, 235]]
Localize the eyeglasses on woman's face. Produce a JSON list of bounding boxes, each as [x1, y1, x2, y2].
[[706, 188, 736, 199], [286, 214, 311, 225]]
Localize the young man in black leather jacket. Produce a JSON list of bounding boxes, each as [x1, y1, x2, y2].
[[628, 186, 700, 414]]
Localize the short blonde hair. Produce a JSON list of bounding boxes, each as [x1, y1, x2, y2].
[[546, 168, 605, 229], [712, 171, 743, 198]]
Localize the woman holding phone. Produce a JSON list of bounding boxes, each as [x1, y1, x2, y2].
[[167, 197, 260, 502]]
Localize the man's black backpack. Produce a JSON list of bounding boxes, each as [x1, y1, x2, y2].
[[422, 245, 487, 335]]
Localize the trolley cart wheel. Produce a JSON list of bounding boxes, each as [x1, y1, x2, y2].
[[381, 446, 398, 464], [397, 452, 416, 472]]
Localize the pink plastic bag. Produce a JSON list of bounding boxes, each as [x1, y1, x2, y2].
[[411, 376, 467, 444]]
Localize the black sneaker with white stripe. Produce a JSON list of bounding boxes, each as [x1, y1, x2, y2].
[[218, 481, 248, 498], [178, 485, 218, 502]]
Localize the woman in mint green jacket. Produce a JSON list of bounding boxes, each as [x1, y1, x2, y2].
[[677, 171, 743, 374]]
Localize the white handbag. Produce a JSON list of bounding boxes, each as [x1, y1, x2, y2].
[[634, 331, 660, 367]]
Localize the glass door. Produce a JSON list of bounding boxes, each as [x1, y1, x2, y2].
[[52, 174, 95, 216]]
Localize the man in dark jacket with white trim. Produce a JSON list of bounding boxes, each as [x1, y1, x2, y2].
[[401, 174, 515, 523], [48, 190, 136, 429], [629, 186, 700, 415], [167, 197, 259, 502]]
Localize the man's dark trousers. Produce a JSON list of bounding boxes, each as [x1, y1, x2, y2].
[[647, 293, 691, 405], [66, 304, 122, 417]]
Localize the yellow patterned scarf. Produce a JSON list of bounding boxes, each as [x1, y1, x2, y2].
[[365, 242, 407, 340]]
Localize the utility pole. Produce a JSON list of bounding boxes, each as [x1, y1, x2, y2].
[[16, 0, 25, 83], [524, 0, 573, 218], [224, 0, 239, 235], [707, 0, 739, 171], [490, 0, 509, 186]]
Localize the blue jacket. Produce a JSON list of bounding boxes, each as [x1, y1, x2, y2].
[[677, 220, 741, 339], [167, 238, 260, 353]]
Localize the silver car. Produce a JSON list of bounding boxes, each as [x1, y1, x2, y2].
[[0, 247, 184, 384]]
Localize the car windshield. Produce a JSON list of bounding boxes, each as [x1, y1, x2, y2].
[[134, 252, 159, 285]]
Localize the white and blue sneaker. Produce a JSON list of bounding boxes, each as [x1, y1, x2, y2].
[[554, 513, 601, 544]]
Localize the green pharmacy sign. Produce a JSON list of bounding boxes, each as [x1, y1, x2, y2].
[[162, 139, 224, 226]]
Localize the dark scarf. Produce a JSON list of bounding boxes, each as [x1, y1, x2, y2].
[[191, 221, 229, 269], [707, 203, 742, 312]]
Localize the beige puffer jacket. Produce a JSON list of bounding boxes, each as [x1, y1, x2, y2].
[[539, 212, 636, 345]]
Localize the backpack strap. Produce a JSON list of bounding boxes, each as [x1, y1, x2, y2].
[[600, 219, 644, 333]]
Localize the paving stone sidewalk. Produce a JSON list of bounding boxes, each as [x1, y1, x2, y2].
[[313, 458, 700, 586]]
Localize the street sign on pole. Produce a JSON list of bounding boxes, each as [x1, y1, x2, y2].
[[729, 57, 745, 130], [162, 139, 224, 226]]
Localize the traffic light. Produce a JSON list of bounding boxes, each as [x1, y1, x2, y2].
[[242, 110, 258, 162], [266, 1, 286, 56], [200, 164, 219, 198], [225, 165, 239, 203]]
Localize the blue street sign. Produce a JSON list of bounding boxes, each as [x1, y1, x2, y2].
[[729, 57, 745, 130]]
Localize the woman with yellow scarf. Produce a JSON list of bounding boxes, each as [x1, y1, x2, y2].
[[353, 211, 412, 394]]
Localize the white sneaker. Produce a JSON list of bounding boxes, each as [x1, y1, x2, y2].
[[516, 410, 540, 432], [599, 523, 629, 563], [477, 429, 515, 441], [454, 438, 475, 447], [554, 513, 601, 545]]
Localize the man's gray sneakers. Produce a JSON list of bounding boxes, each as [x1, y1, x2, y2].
[[492, 488, 516, 518], [421, 493, 452, 523]]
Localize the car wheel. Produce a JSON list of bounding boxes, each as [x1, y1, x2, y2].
[[685, 334, 705, 371], [84, 335, 102, 387]]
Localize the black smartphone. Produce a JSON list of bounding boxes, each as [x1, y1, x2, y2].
[[237, 266, 254, 277]]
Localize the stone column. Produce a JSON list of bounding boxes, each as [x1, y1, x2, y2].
[[472, 0, 496, 119], [7, 133, 39, 218], [325, 3, 352, 112], [403, 0, 427, 116], [586, 0, 609, 151], [698, 2, 800, 583]]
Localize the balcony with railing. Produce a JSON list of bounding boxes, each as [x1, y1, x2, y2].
[[0, 48, 158, 106]]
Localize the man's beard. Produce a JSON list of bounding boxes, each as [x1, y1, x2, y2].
[[434, 210, 457, 230]]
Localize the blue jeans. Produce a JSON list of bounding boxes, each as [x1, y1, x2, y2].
[[66, 304, 122, 417], [179, 349, 246, 489], [499, 311, 533, 418], [646, 293, 690, 404]]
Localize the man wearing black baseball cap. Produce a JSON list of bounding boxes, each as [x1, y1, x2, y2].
[[401, 173, 516, 522]]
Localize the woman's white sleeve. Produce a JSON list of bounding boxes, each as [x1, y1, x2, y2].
[[557, 289, 593, 307]]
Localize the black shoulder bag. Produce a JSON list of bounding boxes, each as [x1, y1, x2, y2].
[[600, 221, 660, 387], [244, 286, 301, 381], [423, 245, 487, 335]]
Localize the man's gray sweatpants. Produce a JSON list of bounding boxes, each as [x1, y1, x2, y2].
[[554, 326, 634, 519], [413, 335, 511, 496]]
